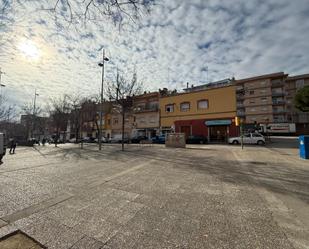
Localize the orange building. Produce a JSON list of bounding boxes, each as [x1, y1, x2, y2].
[[159, 82, 237, 142]]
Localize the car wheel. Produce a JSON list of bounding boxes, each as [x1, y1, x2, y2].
[[232, 140, 239, 145], [199, 140, 203, 144], [257, 140, 265, 145]]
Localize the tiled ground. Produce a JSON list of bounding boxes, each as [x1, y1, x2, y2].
[[0, 142, 308, 248]]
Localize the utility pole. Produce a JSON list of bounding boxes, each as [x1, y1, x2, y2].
[[0, 68, 5, 97], [98, 49, 109, 150], [32, 89, 39, 138]]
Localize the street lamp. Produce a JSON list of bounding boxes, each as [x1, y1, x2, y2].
[[0, 84, 5, 97], [32, 89, 39, 138], [98, 49, 109, 151], [0, 68, 5, 97]]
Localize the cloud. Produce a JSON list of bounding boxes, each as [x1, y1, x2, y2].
[[0, 0, 309, 115]]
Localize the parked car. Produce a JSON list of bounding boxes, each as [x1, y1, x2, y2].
[[82, 137, 91, 143], [69, 138, 78, 143], [110, 135, 129, 143], [228, 133, 265, 145], [131, 136, 148, 144], [151, 135, 166, 144], [94, 137, 108, 143], [186, 135, 208, 144]]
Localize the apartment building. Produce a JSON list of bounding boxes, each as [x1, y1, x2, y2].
[[159, 83, 237, 142], [286, 74, 309, 133], [132, 92, 160, 138], [235, 72, 288, 125]]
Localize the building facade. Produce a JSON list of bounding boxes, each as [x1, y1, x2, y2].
[[235, 72, 309, 134], [235, 72, 288, 125], [159, 85, 237, 142], [286, 74, 309, 134], [132, 92, 160, 138]]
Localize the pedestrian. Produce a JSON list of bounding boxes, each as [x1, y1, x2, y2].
[[42, 138, 46, 146], [9, 138, 16, 154]]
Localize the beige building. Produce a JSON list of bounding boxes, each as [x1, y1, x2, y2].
[[235, 72, 288, 124], [132, 92, 160, 138], [285, 74, 309, 133], [109, 92, 160, 139]]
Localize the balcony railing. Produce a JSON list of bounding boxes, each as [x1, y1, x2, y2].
[[272, 100, 285, 105], [272, 92, 285, 97], [134, 106, 159, 113], [236, 94, 244, 100], [236, 87, 244, 93], [237, 111, 245, 117], [273, 109, 286, 114], [271, 81, 284, 87]]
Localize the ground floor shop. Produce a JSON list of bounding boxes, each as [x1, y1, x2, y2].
[[174, 118, 238, 143], [131, 128, 159, 138]]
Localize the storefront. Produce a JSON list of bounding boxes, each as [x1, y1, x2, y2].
[[174, 118, 237, 143]]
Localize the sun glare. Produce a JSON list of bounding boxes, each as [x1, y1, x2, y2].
[[18, 39, 41, 60]]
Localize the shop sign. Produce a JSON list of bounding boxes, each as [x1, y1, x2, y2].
[[205, 120, 232, 126]]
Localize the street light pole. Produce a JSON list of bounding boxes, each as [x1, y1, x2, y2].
[[0, 68, 5, 97], [32, 89, 39, 138], [98, 49, 109, 151]]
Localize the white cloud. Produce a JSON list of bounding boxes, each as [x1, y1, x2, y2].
[[0, 0, 309, 114]]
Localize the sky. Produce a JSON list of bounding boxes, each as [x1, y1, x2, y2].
[[0, 0, 309, 113]]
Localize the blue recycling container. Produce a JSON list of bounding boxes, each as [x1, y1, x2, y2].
[[299, 135, 309, 159]]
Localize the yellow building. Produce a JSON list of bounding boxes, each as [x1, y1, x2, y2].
[[159, 85, 237, 142]]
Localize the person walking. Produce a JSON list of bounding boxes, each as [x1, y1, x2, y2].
[[9, 138, 16, 154]]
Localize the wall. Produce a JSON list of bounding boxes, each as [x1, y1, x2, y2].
[[160, 86, 236, 128], [174, 118, 238, 138]]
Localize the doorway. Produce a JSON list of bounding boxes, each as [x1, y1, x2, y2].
[[209, 125, 227, 142], [180, 126, 191, 138]]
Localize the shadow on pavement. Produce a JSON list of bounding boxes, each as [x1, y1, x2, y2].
[[38, 144, 309, 205]]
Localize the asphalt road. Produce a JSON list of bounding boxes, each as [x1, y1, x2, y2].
[[0, 142, 308, 249]]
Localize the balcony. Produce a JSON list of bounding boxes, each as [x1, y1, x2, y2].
[[237, 102, 244, 108], [272, 100, 286, 105], [236, 94, 244, 100], [134, 106, 159, 113], [237, 111, 245, 117], [271, 80, 284, 87], [272, 91, 285, 97], [236, 87, 244, 93], [273, 109, 286, 114]]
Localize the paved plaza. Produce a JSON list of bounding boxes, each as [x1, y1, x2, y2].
[[0, 140, 308, 249]]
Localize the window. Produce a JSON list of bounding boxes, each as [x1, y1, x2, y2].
[[296, 79, 304, 89], [252, 134, 263, 137], [249, 90, 254, 95], [107, 119, 111, 125], [260, 81, 266, 86], [113, 119, 118, 125], [180, 102, 190, 112], [249, 100, 255, 104], [165, 104, 174, 113], [261, 97, 267, 102], [197, 99, 209, 109]]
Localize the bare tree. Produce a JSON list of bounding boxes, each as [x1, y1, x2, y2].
[[21, 100, 43, 139], [0, 95, 16, 122], [106, 69, 142, 151], [48, 95, 71, 146], [45, 0, 155, 26]]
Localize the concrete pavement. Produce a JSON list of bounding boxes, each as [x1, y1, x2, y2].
[[0, 142, 308, 248]]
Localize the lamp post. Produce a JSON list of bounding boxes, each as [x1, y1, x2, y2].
[[32, 89, 39, 138], [0, 68, 5, 97], [98, 49, 109, 150]]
